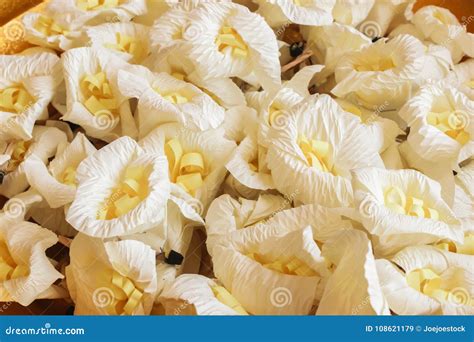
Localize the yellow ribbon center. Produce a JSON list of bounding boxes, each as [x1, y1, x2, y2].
[[0, 239, 29, 281], [77, 0, 119, 11], [154, 87, 190, 104], [104, 33, 144, 62], [97, 166, 150, 220], [81, 71, 118, 118], [297, 134, 335, 174], [106, 270, 144, 315], [0, 85, 35, 114], [164, 138, 205, 196], [355, 57, 395, 72], [215, 26, 248, 58], [435, 233, 474, 255], [6, 140, 31, 172], [427, 111, 470, 145], [34, 16, 69, 36], [60, 166, 77, 186], [211, 286, 248, 315], [384, 186, 439, 219], [247, 253, 317, 276]]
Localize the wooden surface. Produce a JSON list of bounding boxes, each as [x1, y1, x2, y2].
[[0, 0, 473, 315]]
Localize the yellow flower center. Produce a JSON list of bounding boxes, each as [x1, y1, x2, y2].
[[6, 140, 31, 172], [77, 0, 120, 11], [247, 253, 317, 276], [215, 26, 248, 58], [435, 233, 474, 255], [154, 87, 190, 104], [164, 138, 205, 196], [34, 16, 69, 36], [406, 268, 472, 305], [81, 71, 118, 118], [297, 134, 335, 174], [355, 57, 395, 72], [0, 85, 35, 114], [104, 33, 144, 62], [427, 111, 470, 145], [97, 165, 150, 220], [464, 80, 474, 89], [0, 239, 29, 281], [384, 186, 439, 219], [105, 270, 144, 315], [211, 286, 248, 315], [60, 166, 77, 186]]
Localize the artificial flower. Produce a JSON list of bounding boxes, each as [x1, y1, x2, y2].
[[66, 233, 157, 315], [352, 167, 463, 257], [377, 245, 474, 315], [266, 94, 383, 208], [66, 136, 170, 237], [332, 0, 374, 27], [0, 52, 62, 141], [158, 274, 248, 315], [60, 47, 138, 141], [117, 65, 225, 138], [447, 59, 474, 101]]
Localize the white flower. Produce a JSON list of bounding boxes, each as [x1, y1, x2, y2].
[[158, 274, 248, 315], [0, 220, 65, 306], [332, 0, 374, 27], [61, 47, 138, 141], [183, 2, 281, 92], [66, 233, 157, 315], [399, 83, 474, 165], [253, 0, 335, 28], [117, 65, 225, 138], [316, 229, 389, 315], [266, 94, 383, 208], [306, 23, 371, 85], [412, 6, 469, 63], [447, 59, 474, 101], [377, 245, 474, 315], [86, 23, 151, 64], [145, 46, 246, 109], [352, 167, 463, 257], [139, 123, 235, 211], [0, 126, 67, 198], [47, 0, 147, 26], [213, 226, 325, 315], [23, 132, 97, 209], [332, 34, 448, 110], [66, 136, 170, 238], [0, 52, 62, 141]]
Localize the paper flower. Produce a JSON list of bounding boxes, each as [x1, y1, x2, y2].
[[352, 167, 463, 257], [447, 59, 474, 101], [117, 65, 225, 138], [332, 0, 374, 27], [158, 274, 248, 315], [0, 126, 67, 198], [66, 136, 170, 238], [399, 83, 474, 165], [377, 245, 474, 315], [0, 52, 62, 141], [61, 47, 137, 141], [23, 132, 97, 208], [266, 94, 383, 208], [183, 2, 281, 92], [0, 220, 65, 306], [253, 0, 335, 27], [66, 233, 157, 315], [139, 123, 235, 211], [332, 34, 449, 110], [316, 229, 389, 315], [86, 23, 151, 64]]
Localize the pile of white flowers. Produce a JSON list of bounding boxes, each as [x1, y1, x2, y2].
[[0, 0, 472, 315]]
